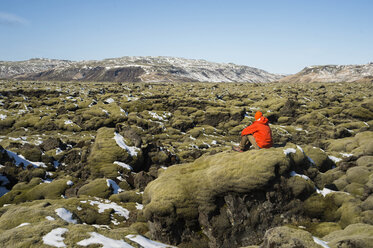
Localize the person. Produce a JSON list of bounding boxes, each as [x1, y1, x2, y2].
[[232, 111, 273, 152]]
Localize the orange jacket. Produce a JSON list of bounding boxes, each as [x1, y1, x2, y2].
[[241, 116, 273, 148]]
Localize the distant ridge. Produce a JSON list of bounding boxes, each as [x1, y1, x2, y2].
[[280, 63, 373, 83], [0, 56, 284, 83]]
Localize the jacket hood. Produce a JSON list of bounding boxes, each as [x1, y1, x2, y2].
[[255, 116, 269, 124]]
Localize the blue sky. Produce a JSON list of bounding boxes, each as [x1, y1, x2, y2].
[[1, 0, 372, 73]]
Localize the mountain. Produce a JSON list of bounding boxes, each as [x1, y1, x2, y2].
[[280, 63, 373, 83], [0, 56, 284, 83], [0, 58, 72, 79]]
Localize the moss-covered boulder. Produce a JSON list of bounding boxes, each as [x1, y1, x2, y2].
[[143, 145, 307, 246], [261, 226, 324, 248], [323, 223, 373, 248], [77, 178, 112, 198], [303, 146, 334, 172], [87, 127, 144, 177], [0, 178, 72, 206]]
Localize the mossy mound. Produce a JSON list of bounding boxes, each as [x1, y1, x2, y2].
[[261, 226, 324, 248], [324, 223, 373, 248], [77, 178, 112, 198], [87, 127, 144, 177], [0, 177, 72, 206], [143, 145, 304, 220], [303, 146, 334, 172]]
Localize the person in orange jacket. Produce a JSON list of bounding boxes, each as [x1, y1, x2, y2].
[[232, 111, 273, 152]]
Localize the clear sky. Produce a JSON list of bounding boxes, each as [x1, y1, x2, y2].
[[1, 0, 372, 74]]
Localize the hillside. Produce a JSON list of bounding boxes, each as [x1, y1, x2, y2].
[[280, 63, 373, 83], [0, 56, 284, 83]]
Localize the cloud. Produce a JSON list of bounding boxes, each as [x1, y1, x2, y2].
[[0, 12, 28, 26]]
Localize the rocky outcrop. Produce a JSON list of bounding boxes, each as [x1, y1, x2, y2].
[[280, 63, 373, 83], [143, 145, 313, 247]]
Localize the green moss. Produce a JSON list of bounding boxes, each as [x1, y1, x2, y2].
[[109, 190, 142, 203], [88, 127, 143, 177], [308, 222, 341, 238], [0, 178, 71, 206], [143, 145, 303, 221], [77, 178, 112, 198], [324, 223, 373, 247]]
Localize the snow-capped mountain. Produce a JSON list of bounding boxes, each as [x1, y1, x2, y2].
[[0, 56, 284, 83], [280, 63, 373, 83]]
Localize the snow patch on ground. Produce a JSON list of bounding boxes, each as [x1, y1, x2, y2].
[[313, 236, 330, 248], [46, 216, 55, 221], [43, 228, 68, 248], [55, 208, 77, 224], [85, 200, 130, 219], [136, 203, 143, 210], [105, 98, 115, 104], [66, 180, 74, 186], [0, 114, 7, 120], [114, 161, 133, 171], [126, 234, 177, 248], [64, 120, 73, 125], [77, 232, 133, 248], [290, 171, 310, 180], [113, 132, 140, 157], [283, 148, 296, 155], [16, 222, 30, 228], [328, 156, 342, 163]]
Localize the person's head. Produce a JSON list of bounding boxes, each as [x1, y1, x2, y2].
[[255, 111, 263, 120]]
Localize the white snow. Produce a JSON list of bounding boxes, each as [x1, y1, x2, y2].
[[86, 200, 130, 219], [340, 152, 353, 157], [107, 179, 122, 194], [0, 114, 7, 120], [105, 98, 115, 104], [316, 188, 337, 197], [56, 148, 63, 155], [16, 222, 30, 228], [328, 156, 342, 163], [211, 140, 217, 145], [126, 234, 177, 248], [148, 111, 171, 121], [5, 149, 38, 168], [296, 145, 304, 153], [66, 180, 74, 186], [77, 232, 133, 248], [64, 120, 73, 125], [43, 228, 68, 248], [290, 171, 310, 180], [113, 132, 140, 157], [283, 148, 296, 155], [55, 208, 77, 224], [46, 216, 55, 221], [114, 161, 133, 171], [136, 203, 143, 210], [313, 236, 330, 248]]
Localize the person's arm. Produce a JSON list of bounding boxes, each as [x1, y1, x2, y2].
[[241, 122, 257, 136]]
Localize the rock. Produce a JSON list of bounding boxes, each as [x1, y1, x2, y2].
[[260, 226, 322, 248], [133, 171, 154, 191], [40, 137, 66, 151], [77, 178, 112, 198], [356, 156, 373, 167], [87, 127, 144, 177], [143, 145, 308, 247], [323, 223, 373, 248], [303, 146, 334, 172], [286, 176, 315, 200]]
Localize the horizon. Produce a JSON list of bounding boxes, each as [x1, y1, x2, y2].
[[1, 0, 373, 74]]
